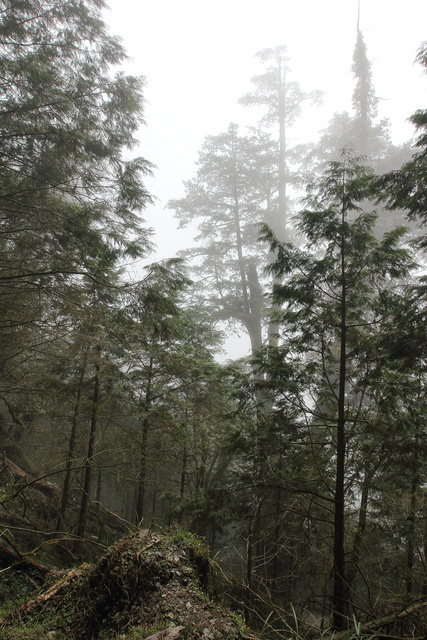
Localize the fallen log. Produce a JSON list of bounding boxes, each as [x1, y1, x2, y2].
[[0, 538, 54, 576], [1, 452, 60, 499], [330, 598, 427, 640]]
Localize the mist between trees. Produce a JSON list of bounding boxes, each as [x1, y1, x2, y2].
[[2, 0, 427, 637]]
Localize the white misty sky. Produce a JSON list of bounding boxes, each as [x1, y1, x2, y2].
[[104, 0, 427, 357], [105, 0, 427, 258]]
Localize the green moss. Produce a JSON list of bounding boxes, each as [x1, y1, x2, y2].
[[228, 612, 247, 635], [0, 623, 69, 640], [168, 528, 210, 560]]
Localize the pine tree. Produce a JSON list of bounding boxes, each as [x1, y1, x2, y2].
[[351, 12, 378, 155], [169, 124, 273, 353], [0, 0, 154, 549], [376, 42, 427, 247], [0, 0, 153, 430], [258, 150, 415, 629], [240, 46, 322, 241]]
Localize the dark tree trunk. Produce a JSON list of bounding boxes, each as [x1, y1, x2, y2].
[[405, 431, 419, 596], [151, 467, 157, 527], [231, 161, 263, 355], [246, 262, 263, 354], [57, 346, 89, 531], [76, 346, 101, 542], [136, 355, 154, 524], [422, 489, 427, 595], [180, 445, 187, 497], [136, 415, 150, 523], [332, 200, 348, 631], [271, 455, 283, 583], [347, 466, 377, 594]]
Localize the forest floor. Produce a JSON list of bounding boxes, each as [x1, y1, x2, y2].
[[0, 528, 258, 640]]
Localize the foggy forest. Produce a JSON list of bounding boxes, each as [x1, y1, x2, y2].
[[2, 0, 427, 638]]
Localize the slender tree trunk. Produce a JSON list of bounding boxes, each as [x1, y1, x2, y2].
[[136, 414, 150, 523], [346, 473, 370, 593], [57, 346, 89, 531], [246, 531, 253, 591], [332, 197, 348, 631], [271, 455, 283, 583], [245, 501, 261, 623], [180, 445, 187, 497], [230, 150, 263, 354], [405, 428, 419, 596], [405, 481, 417, 595], [136, 355, 154, 524], [422, 489, 427, 595], [76, 345, 101, 541], [333, 392, 347, 629], [95, 467, 102, 514], [151, 467, 157, 528], [246, 262, 263, 353], [347, 462, 380, 594]]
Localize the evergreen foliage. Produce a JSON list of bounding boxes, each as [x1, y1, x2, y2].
[[257, 150, 415, 628], [0, 0, 154, 412], [3, 3, 427, 638], [169, 124, 273, 352], [376, 43, 427, 246]]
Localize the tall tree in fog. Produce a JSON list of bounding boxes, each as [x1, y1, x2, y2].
[[311, 20, 410, 173], [305, 19, 412, 238], [169, 124, 277, 353], [351, 13, 378, 155], [240, 46, 322, 241], [350, 19, 413, 237], [170, 49, 322, 353], [258, 151, 415, 629]]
